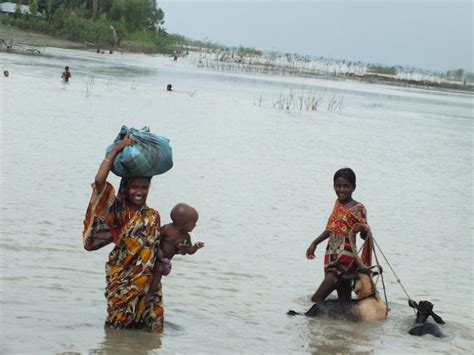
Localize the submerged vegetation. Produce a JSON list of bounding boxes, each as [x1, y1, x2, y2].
[[252, 90, 344, 113]]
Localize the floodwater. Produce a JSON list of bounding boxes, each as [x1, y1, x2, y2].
[[0, 47, 472, 355]]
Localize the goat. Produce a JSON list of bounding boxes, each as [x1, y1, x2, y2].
[[288, 268, 388, 322], [408, 300, 445, 337]]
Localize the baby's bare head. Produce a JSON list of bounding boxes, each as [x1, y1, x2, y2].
[[170, 203, 199, 232]]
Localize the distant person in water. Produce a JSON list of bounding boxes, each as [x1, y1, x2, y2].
[[166, 84, 173, 91], [61, 66, 71, 82], [3, 70, 9, 78], [147, 203, 204, 297]]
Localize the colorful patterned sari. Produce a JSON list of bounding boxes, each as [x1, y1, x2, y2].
[[324, 200, 367, 276], [83, 182, 164, 333]]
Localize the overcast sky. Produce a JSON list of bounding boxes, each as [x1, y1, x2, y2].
[[160, 0, 473, 72]]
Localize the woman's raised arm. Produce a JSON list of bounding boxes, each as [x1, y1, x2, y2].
[[94, 134, 135, 193]]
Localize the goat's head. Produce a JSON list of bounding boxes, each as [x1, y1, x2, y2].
[[343, 267, 381, 300]]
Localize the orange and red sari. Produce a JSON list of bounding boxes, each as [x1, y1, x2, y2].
[[324, 200, 367, 276], [83, 182, 164, 333]]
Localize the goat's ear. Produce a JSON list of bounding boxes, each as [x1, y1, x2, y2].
[[366, 265, 382, 276], [342, 271, 359, 280]]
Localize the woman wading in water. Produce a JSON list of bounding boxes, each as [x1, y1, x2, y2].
[[82, 135, 164, 333]]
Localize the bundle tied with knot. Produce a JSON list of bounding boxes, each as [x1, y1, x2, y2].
[[106, 125, 173, 178]]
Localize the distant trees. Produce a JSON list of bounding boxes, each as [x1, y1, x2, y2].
[[464, 72, 474, 84], [108, 0, 163, 32], [28, 0, 38, 15], [445, 68, 464, 81], [1, 0, 174, 52]]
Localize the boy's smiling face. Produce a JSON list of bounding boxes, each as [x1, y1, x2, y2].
[[334, 177, 355, 204]]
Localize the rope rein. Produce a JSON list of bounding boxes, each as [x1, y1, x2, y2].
[[350, 229, 414, 316], [366, 230, 419, 316], [371, 235, 412, 300], [343, 226, 416, 317], [369, 232, 390, 315]]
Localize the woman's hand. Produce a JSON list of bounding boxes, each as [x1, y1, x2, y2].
[[306, 241, 317, 260], [115, 134, 135, 152], [94, 134, 136, 193]]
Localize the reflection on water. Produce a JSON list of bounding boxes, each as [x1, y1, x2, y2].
[[0, 47, 472, 354], [90, 328, 162, 355]]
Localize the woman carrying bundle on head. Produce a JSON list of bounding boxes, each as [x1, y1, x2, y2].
[[82, 134, 165, 333]]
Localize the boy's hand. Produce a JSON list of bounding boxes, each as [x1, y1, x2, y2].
[[352, 223, 369, 233], [306, 242, 317, 260]]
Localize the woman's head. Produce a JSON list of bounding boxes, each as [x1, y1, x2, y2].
[[333, 168, 356, 203], [170, 203, 198, 232], [107, 177, 152, 227], [119, 177, 152, 210]]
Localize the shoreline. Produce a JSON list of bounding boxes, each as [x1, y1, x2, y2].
[[2, 26, 473, 94], [0, 25, 89, 50]]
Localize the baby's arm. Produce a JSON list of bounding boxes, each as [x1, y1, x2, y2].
[[178, 235, 205, 255]]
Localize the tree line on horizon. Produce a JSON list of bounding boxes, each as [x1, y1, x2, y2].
[[2, 1, 471, 82], [0, 0, 210, 53]]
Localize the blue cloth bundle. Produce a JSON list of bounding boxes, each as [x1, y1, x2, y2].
[[106, 125, 173, 177]]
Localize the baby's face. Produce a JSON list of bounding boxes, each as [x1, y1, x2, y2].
[[183, 218, 197, 232], [172, 207, 198, 232]]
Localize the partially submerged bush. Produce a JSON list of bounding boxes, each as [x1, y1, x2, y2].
[[367, 65, 397, 75]]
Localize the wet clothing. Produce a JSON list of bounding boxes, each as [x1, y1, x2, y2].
[[161, 257, 172, 276], [324, 200, 367, 276], [82, 182, 164, 333]]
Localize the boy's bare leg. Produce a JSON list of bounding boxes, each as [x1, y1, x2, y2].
[[336, 279, 352, 300], [311, 272, 336, 302]]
